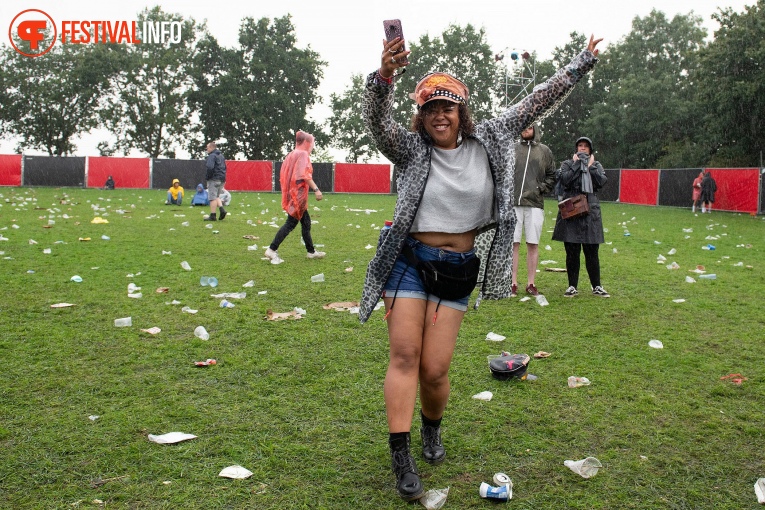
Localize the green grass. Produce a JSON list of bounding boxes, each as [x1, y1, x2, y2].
[[0, 188, 763, 509]]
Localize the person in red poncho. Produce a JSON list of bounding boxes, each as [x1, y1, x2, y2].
[[265, 130, 326, 263]]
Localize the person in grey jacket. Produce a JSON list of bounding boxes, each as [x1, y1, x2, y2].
[[552, 136, 609, 297], [362, 33, 601, 501], [204, 142, 227, 221], [511, 122, 556, 297]]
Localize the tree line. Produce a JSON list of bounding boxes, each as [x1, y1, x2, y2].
[[1, 4, 763, 168]]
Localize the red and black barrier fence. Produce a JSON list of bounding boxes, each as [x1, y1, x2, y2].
[[0, 155, 762, 214]]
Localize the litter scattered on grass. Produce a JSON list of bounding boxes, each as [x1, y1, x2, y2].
[[70, 275, 83, 282], [419, 487, 449, 510], [345, 266, 354, 272], [211, 292, 246, 299], [672, 299, 686, 303], [194, 326, 209, 340], [311, 273, 325, 283], [534, 351, 551, 358], [114, 317, 132, 327], [564, 457, 602, 478], [181, 306, 198, 314], [218, 465, 253, 479], [568, 376, 591, 388], [194, 359, 217, 367], [486, 332, 506, 342], [90, 217, 108, 224], [243, 280, 255, 287], [754, 478, 765, 505], [544, 267, 566, 272], [720, 373, 747, 385], [266, 309, 303, 321], [50, 303, 75, 308], [323, 302, 359, 311], [519, 296, 531, 302], [648, 339, 663, 349], [140, 327, 161, 335], [685, 276, 696, 283], [147, 432, 197, 444], [156, 287, 169, 293], [88, 415, 99, 421], [472, 391, 493, 401], [540, 260, 557, 265], [180, 261, 191, 271]]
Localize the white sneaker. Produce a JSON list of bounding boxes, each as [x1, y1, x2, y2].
[[306, 251, 326, 259], [264, 248, 279, 261]]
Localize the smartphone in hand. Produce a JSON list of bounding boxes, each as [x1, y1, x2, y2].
[[383, 19, 408, 64]]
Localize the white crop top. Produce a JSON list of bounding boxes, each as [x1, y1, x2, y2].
[[410, 139, 495, 233]]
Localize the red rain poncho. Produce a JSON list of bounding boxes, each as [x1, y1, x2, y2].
[[280, 149, 313, 220]]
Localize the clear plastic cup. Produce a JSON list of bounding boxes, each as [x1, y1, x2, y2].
[[311, 273, 325, 283], [207, 277, 218, 288], [200, 276, 209, 286], [114, 317, 132, 327], [194, 326, 209, 340], [180, 261, 191, 271]]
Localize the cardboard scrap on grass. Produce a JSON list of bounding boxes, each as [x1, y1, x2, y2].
[[323, 301, 359, 311], [266, 309, 303, 321]]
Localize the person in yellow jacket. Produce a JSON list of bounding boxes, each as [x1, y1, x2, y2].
[[166, 179, 184, 205]]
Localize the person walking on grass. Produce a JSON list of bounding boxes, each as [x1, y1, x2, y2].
[[204, 142, 227, 221], [511, 122, 556, 298], [360, 33, 601, 501], [552, 136, 609, 298], [264, 130, 325, 263]]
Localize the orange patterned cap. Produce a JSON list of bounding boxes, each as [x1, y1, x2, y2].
[[411, 72, 469, 107]]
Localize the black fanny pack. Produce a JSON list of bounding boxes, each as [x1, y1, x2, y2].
[[402, 245, 480, 301]]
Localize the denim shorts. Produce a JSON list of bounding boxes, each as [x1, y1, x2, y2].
[[383, 237, 476, 312]]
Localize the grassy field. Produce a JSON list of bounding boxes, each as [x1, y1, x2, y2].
[[0, 187, 763, 509]]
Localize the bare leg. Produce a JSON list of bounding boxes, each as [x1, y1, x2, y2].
[[511, 242, 520, 286], [419, 301, 464, 420], [526, 243, 539, 286]]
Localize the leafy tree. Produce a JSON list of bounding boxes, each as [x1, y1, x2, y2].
[[187, 15, 327, 160], [584, 10, 707, 168], [696, 0, 765, 166], [98, 7, 203, 158], [389, 23, 499, 127], [0, 33, 117, 155], [327, 74, 379, 162]]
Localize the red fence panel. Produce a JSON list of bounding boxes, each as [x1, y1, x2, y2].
[[225, 161, 273, 191], [619, 169, 659, 205], [704, 168, 759, 214], [87, 157, 149, 189], [0, 155, 22, 186], [334, 163, 391, 193]]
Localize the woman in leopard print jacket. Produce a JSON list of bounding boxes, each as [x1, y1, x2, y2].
[[362, 34, 601, 501]]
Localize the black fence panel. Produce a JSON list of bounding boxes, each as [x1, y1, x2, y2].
[[599, 169, 620, 202], [152, 159, 206, 190], [274, 162, 333, 192], [659, 168, 703, 208], [23, 156, 85, 187]]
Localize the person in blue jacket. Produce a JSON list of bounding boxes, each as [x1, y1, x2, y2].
[[191, 183, 209, 206]]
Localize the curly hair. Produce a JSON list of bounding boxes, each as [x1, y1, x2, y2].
[[411, 100, 475, 144]]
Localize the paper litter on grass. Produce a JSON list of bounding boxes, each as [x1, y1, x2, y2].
[[540, 260, 557, 265], [672, 299, 686, 303], [485, 332, 506, 342], [218, 465, 253, 479], [211, 292, 246, 299], [519, 296, 531, 302], [534, 351, 552, 358], [266, 309, 303, 321], [147, 432, 197, 444], [242, 280, 255, 287], [51, 303, 76, 308], [323, 302, 359, 311], [472, 391, 493, 401], [140, 327, 161, 335]]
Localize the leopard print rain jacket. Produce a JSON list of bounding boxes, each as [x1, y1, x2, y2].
[[359, 50, 598, 323]]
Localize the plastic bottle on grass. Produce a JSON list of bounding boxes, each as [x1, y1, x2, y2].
[[114, 317, 132, 327], [194, 326, 209, 340]]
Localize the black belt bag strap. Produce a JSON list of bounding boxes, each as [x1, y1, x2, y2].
[[402, 245, 480, 301]]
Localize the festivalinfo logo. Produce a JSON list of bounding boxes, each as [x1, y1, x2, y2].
[[9, 8, 183, 58]]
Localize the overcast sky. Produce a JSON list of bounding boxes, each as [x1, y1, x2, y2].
[[0, 0, 755, 158]]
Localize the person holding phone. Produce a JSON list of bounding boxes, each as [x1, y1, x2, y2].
[[552, 137, 609, 298], [360, 29, 602, 501]]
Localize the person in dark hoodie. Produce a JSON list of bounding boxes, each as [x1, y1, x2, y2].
[[511, 122, 556, 297], [204, 142, 227, 221], [104, 176, 115, 190], [700, 170, 717, 213], [191, 183, 209, 206]]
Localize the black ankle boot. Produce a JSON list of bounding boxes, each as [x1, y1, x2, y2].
[[390, 437, 425, 501], [420, 422, 445, 464], [218, 207, 227, 220]]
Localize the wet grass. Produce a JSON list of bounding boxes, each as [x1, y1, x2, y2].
[[0, 188, 763, 509]]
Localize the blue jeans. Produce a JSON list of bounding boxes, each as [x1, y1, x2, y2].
[[167, 192, 182, 205], [383, 236, 475, 311]]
